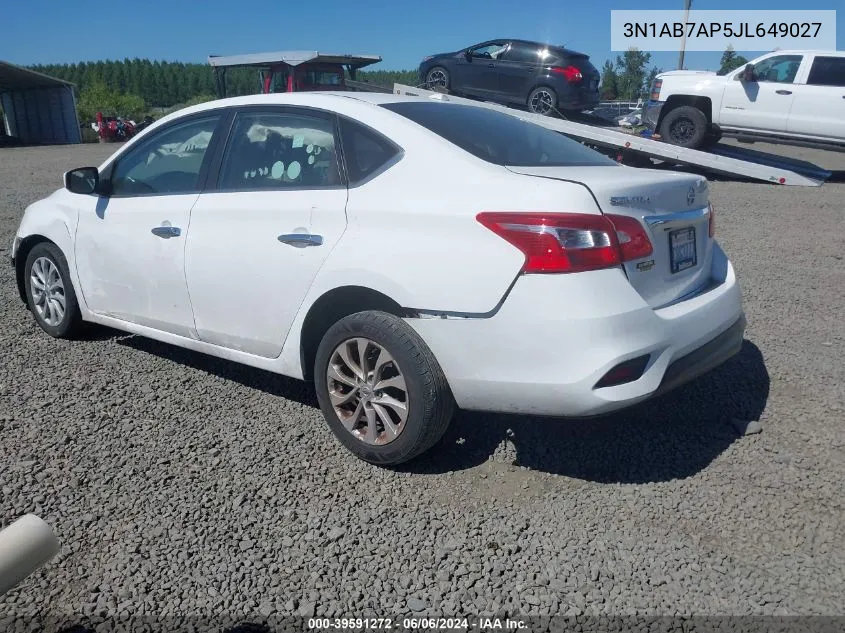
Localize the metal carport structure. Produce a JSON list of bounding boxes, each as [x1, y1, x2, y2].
[[0, 61, 81, 145]]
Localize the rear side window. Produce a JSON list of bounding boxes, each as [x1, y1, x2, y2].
[[502, 43, 541, 64], [338, 117, 401, 184], [381, 102, 616, 168], [807, 56, 845, 87]]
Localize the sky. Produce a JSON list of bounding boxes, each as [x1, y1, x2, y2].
[[2, 0, 842, 74]]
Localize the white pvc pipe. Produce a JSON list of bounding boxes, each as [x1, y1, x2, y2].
[[0, 514, 60, 597]]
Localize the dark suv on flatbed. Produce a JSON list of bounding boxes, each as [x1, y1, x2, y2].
[[418, 39, 601, 115]]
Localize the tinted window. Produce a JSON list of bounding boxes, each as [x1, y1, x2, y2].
[[469, 42, 508, 60], [381, 102, 617, 167], [752, 55, 803, 83], [339, 118, 401, 184], [807, 56, 845, 87], [218, 110, 341, 190], [502, 43, 541, 64], [110, 115, 220, 196]]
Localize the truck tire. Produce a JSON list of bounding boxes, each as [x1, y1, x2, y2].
[[658, 106, 708, 149]]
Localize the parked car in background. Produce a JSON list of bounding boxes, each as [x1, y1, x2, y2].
[[12, 92, 744, 466], [644, 50, 845, 150], [419, 39, 601, 115]]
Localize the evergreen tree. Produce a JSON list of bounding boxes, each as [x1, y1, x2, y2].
[[718, 46, 749, 75]]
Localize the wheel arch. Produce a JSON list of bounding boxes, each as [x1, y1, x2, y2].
[[658, 95, 713, 128], [14, 235, 57, 305], [298, 285, 414, 381]]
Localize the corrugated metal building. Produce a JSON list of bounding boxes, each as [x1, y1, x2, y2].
[[0, 60, 81, 145]]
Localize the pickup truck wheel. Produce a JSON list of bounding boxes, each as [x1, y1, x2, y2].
[[659, 106, 708, 149]]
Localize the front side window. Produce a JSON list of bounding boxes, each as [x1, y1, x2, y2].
[[807, 56, 845, 87], [381, 102, 617, 168], [218, 110, 341, 190], [469, 42, 508, 60], [110, 115, 221, 196], [752, 55, 803, 83]]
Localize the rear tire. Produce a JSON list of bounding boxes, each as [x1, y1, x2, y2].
[[314, 310, 455, 466], [658, 105, 708, 149], [527, 86, 558, 116], [23, 242, 84, 339]]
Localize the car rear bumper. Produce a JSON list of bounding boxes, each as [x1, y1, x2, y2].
[[557, 86, 601, 111], [643, 100, 664, 131], [407, 242, 745, 417]]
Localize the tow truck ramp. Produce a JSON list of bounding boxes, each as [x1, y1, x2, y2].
[[392, 83, 831, 187]]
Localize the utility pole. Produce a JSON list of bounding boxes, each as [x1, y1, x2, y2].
[[678, 0, 692, 69]]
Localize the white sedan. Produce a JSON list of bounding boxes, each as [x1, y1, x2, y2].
[[11, 91, 745, 466]]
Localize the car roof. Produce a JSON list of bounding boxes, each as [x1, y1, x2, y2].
[[146, 91, 448, 129], [757, 49, 845, 56]]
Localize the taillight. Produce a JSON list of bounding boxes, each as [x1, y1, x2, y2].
[[551, 65, 582, 82], [476, 212, 653, 274], [708, 202, 715, 237], [607, 213, 654, 260], [650, 79, 662, 100]]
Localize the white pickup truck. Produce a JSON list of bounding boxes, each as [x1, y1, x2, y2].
[[643, 50, 845, 151]]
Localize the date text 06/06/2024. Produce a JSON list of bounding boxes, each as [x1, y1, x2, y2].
[[307, 617, 529, 630], [622, 21, 822, 39]]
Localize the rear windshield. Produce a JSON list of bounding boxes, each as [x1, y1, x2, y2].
[[381, 102, 616, 167]]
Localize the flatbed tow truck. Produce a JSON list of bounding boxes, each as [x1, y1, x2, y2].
[[206, 50, 832, 186], [391, 83, 833, 187]]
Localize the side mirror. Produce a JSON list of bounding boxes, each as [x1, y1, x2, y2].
[[740, 64, 755, 82], [464, 50, 472, 62], [64, 167, 100, 195]]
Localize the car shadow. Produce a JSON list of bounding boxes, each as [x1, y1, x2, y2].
[[402, 338, 769, 483], [114, 335, 768, 484], [115, 335, 318, 409]]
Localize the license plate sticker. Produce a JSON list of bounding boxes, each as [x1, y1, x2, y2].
[[669, 227, 697, 273]]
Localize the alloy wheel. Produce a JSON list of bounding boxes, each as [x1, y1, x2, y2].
[[30, 257, 66, 327], [326, 337, 409, 446], [426, 69, 448, 89], [529, 89, 555, 115]]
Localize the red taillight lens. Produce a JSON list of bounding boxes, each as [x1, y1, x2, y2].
[[708, 202, 715, 237], [551, 65, 582, 82], [606, 213, 654, 260], [476, 212, 653, 274]]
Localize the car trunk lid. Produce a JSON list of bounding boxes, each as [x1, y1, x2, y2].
[[506, 165, 713, 309]]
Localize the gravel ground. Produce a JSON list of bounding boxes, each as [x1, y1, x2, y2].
[[1, 143, 844, 631]]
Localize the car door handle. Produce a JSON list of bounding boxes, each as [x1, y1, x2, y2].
[[775, 90, 792, 95], [278, 233, 323, 247], [488, 63, 495, 68], [151, 226, 181, 238]]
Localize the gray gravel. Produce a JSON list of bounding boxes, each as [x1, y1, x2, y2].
[[1, 143, 844, 629]]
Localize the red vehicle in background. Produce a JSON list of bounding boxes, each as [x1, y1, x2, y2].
[[208, 50, 383, 98], [93, 112, 137, 142]]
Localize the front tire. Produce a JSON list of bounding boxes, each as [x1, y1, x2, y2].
[[314, 311, 455, 466], [23, 242, 83, 338], [658, 105, 708, 149], [425, 67, 450, 91]]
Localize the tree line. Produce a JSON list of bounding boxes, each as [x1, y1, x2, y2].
[[26, 58, 417, 122]]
